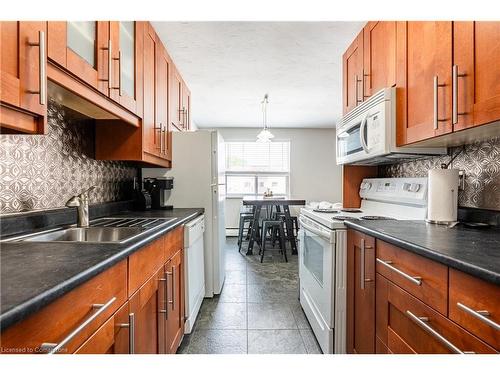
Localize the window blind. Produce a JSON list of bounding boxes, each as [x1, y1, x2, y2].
[[225, 141, 290, 172]]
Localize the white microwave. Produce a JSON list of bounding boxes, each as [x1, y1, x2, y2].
[[336, 87, 447, 165]]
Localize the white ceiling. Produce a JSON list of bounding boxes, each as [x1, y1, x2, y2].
[[152, 22, 365, 129]]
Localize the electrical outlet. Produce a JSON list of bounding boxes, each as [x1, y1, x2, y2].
[[458, 170, 466, 191]]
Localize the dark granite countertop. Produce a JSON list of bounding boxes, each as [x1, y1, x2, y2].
[[0, 208, 204, 331], [344, 220, 500, 285]]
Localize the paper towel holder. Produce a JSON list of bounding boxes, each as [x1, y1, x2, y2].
[[425, 167, 460, 226]]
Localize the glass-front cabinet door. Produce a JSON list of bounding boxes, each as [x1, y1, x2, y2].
[[47, 21, 109, 95], [109, 21, 142, 116]]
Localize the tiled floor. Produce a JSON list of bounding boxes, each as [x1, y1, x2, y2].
[[178, 237, 322, 354]]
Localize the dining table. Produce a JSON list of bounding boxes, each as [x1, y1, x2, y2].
[[242, 195, 306, 256]]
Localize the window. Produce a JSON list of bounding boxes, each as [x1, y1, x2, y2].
[[225, 141, 290, 197]]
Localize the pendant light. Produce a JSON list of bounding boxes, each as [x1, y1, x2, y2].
[[257, 94, 274, 142]]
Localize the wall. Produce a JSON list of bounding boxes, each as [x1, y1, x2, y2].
[[0, 100, 138, 214], [215, 127, 342, 229], [380, 136, 500, 211]]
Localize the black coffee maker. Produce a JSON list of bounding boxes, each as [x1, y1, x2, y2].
[[143, 177, 174, 210]]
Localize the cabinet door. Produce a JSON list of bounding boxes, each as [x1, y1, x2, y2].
[[142, 23, 160, 158], [47, 21, 109, 95], [385, 279, 496, 354], [454, 21, 500, 130], [363, 21, 396, 98], [170, 64, 183, 130], [156, 41, 172, 160], [0, 21, 47, 133], [165, 250, 184, 353], [109, 21, 143, 116], [74, 302, 131, 354], [347, 229, 375, 354], [181, 83, 191, 131], [342, 32, 363, 115], [129, 267, 165, 354], [399, 22, 453, 144]]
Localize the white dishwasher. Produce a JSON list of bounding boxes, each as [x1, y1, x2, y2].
[[183, 215, 205, 334]]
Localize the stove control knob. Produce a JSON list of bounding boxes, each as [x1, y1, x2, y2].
[[403, 183, 411, 191], [361, 182, 372, 190], [410, 183, 421, 192]]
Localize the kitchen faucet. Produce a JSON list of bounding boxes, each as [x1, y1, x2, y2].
[[65, 186, 96, 227]]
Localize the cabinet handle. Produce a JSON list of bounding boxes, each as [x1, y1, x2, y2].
[[40, 296, 116, 354], [360, 239, 373, 290], [452, 65, 467, 125], [165, 270, 174, 308], [433, 75, 447, 130], [118, 313, 136, 354], [376, 258, 422, 285], [171, 265, 176, 310], [108, 39, 113, 93], [154, 123, 163, 153], [27, 30, 46, 105], [360, 239, 365, 290], [110, 51, 121, 93], [406, 310, 474, 354], [355, 74, 363, 104], [363, 73, 370, 99], [162, 125, 167, 154], [179, 108, 185, 128], [159, 276, 168, 319], [457, 302, 500, 331]]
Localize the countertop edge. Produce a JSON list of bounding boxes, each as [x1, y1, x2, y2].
[[344, 220, 500, 286], [0, 209, 203, 331]]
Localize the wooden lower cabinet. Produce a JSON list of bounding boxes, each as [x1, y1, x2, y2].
[[0, 227, 186, 355], [165, 250, 185, 353], [74, 301, 131, 354], [382, 279, 496, 354], [347, 229, 376, 353], [348, 228, 500, 355], [128, 267, 165, 354], [448, 269, 500, 350]]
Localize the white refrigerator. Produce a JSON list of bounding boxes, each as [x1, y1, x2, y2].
[[143, 130, 226, 297]]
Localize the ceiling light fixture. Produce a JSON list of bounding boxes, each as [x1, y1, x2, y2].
[[257, 94, 274, 143]]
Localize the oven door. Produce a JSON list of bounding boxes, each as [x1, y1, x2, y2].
[[298, 215, 335, 327]]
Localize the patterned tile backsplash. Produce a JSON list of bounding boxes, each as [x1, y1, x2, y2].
[[0, 100, 138, 214], [380, 136, 500, 211]]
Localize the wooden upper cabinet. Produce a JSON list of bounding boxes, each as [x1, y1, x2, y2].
[[397, 22, 453, 145], [181, 83, 191, 131], [156, 39, 172, 160], [108, 21, 143, 117], [363, 21, 397, 98], [170, 64, 183, 130], [453, 21, 500, 131], [343, 31, 363, 115], [47, 21, 109, 95], [0, 21, 47, 134], [347, 229, 376, 354], [142, 23, 159, 159]]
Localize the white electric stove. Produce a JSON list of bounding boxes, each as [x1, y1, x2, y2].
[[298, 177, 428, 354]]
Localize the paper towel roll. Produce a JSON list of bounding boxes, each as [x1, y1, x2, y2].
[[427, 169, 460, 224]]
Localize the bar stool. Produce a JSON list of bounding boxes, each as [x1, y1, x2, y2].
[[237, 212, 254, 253], [260, 219, 287, 263], [273, 212, 299, 237]]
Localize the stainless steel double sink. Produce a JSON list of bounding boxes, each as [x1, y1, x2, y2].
[[2, 217, 177, 244]]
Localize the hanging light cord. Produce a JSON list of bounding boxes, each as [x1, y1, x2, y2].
[[262, 94, 269, 130]]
